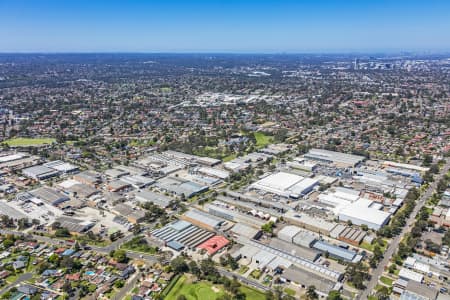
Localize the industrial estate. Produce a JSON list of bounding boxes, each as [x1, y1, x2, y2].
[[0, 53, 449, 300]]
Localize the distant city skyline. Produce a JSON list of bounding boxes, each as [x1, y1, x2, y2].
[[1, 0, 450, 53]]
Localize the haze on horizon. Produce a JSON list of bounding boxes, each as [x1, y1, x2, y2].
[[1, 0, 449, 53]]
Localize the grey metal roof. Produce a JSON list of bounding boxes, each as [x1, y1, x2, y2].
[[312, 240, 356, 262], [0, 201, 27, 219], [134, 190, 172, 208], [184, 209, 224, 228]]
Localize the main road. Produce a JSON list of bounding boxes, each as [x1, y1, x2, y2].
[[359, 158, 450, 299]]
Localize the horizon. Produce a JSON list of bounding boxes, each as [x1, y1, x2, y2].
[[1, 0, 450, 53]]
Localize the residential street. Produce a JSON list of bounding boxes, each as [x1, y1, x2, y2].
[[0, 273, 33, 296], [359, 158, 450, 299]]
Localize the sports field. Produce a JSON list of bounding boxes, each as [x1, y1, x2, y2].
[[164, 275, 265, 300], [3, 137, 56, 147], [254, 132, 274, 148]]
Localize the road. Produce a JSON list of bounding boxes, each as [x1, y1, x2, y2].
[[0, 273, 33, 296], [218, 268, 270, 292], [113, 271, 140, 300], [359, 159, 450, 299]]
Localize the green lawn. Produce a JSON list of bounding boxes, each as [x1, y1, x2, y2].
[[360, 241, 374, 251], [164, 275, 225, 300], [164, 275, 265, 300], [284, 288, 296, 296], [3, 137, 56, 147], [223, 153, 237, 162], [254, 132, 274, 148], [250, 269, 262, 280], [379, 276, 393, 286], [239, 286, 265, 300], [238, 265, 249, 274]]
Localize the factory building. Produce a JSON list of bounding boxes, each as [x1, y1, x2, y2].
[[235, 237, 343, 282], [338, 227, 367, 246], [134, 190, 172, 208], [196, 167, 230, 180], [106, 179, 131, 192], [111, 203, 146, 224], [281, 265, 341, 297], [58, 179, 100, 199], [250, 172, 318, 198], [337, 198, 391, 230], [317, 188, 391, 230], [0, 201, 27, 220], [164, 150, 221, 166], [29, 186, 70, 206], [277, 225, 317, 248], [284, 211, 337, 236], [180, 209, 226, 231], [398, 268, 424, 283], [73, 170, 102, 187], [43, 160, 79, 174], [22, 165, 60, 180], [312, 240, 361, 263], [54, 216, 95, 234], [151, 220, 215, 250], [197, 236, 230, 255], [206, 203, 267, 228], [155, 177, 208, 198], [269, 238, 321, 262], [227, 223, 262, 240], [382, 161, 429, 174], [120, 175, 155, 189], [304, 148, 366, 167]]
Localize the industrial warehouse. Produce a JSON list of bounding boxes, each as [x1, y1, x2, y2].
[[250, 171, 319, 198], [0, 143, 445, 299]]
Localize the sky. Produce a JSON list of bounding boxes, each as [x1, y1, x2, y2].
[[1, 0, 449, 53]]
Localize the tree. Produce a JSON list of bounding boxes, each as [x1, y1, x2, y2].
[[261, 221, 275, 235], [373, 245, 383, 260], [327, 290, 342, 300], [171, 256, 188, 274], [188, 261, 201, 277], [2, 239, 14, 249], [177, 296, 187, 300], [17, 218, 29, 230], [60, 256, 75, 269], [345, 262, 369, 290], [51, 221, 61, 230], [55, 228, 71, 238], [376, 286, 389, 300], [114, 279, 125, 288], [423, 154, 433, 166], [48, 253, 60, 264], [62, 281, 72, 295], [265, 290, 275, 300], [112, 249, 128, 263], [132, 223, 141, 235], [306, 286, 318, 300]]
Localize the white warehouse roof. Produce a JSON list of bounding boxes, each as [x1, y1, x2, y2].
[[337, 198, 391, 230], [399, 268, 424, 283], [251, 172, 318, 198]]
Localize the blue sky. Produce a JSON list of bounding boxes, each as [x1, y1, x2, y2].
[[1, 0, 449, 53]]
